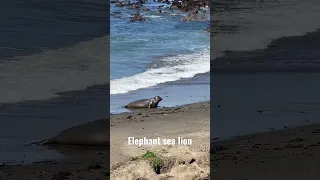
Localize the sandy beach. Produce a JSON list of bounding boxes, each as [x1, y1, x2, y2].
[[211, 124, 320, 180], [110, 101, 210, 179], [0, 146, 109, 180], [210, 13, 320, 178], [210, 1, 320, 177], [0, 102, 209, 180], [209, 71, 320, 179]]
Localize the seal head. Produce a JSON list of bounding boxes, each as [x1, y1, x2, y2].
[[148, 96, 162, 108]]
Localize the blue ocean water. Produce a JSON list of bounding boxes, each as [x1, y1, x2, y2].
[[110, 1, 210, 112]]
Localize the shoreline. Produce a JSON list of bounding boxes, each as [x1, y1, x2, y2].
[[1, 100, 319, 179], [0, 101, 210, 179], [110, 80, 210, 114]]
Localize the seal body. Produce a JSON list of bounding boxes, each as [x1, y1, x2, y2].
[[124, 96, 163, 108], [29, 119, 109, 146]]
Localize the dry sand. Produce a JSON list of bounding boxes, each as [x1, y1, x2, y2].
[[110, 101, 210, 180], [211, 124, 320, 180]]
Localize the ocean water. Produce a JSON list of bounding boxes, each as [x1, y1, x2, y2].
[[110, 0, 210, 113], [0, 0, 109, 164]]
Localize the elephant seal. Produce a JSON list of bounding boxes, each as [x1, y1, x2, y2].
[[124, 96, 163, 108], [28, 119, 109, 146]]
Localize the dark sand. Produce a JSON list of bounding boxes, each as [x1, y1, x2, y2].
[[0, 146, 109, 180], [210, 27, 320, 179], [210, 72, 320, 180], [211, 124, 320, 180]]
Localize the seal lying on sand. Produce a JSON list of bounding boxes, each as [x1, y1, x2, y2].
[[29, 119, 109, 146], [124, 96, 163, 108]]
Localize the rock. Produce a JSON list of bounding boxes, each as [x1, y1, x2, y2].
[[162, 0, 171, 4], [131, 4, 140, 9], [88, 164, 103, 170], [180, 10, 207, 22], [111, 12, 122, 18], [171, 0, 210, 12], [200, 9, 207, 14], [130, 13, 146, 22], [142, 7, 151, 11], [169, 4, 179, 10], [205, 27, 210, 33], [115, 2, 124, 7], [138, 0, 147, 4], [52, 171, 72, 180], [115, 2, 132, 7], [123, 3, 132, 6], [211, 144, 228, 153]]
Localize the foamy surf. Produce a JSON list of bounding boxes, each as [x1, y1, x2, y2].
[[110, 49, 209, 95], [144, 15, 163, 19]]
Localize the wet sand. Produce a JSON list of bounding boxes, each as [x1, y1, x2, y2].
[[211, 124, 320, 179]]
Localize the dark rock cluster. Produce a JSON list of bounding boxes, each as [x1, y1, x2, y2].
[[111, 0, 209, 24]]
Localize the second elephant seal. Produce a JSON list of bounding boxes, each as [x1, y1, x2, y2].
[[124, 96, 163, 108]]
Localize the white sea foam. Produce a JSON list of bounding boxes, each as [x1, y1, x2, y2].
[[110, 49, 209, 95], [144, 15, 163, 18], [0, 36, 109, 104]]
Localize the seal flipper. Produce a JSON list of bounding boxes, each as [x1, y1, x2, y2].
[[148, 99, 154, 108]]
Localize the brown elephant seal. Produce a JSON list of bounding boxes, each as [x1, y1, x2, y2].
[[28, 119, 109, 146], [124, 96, 163, 108]]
